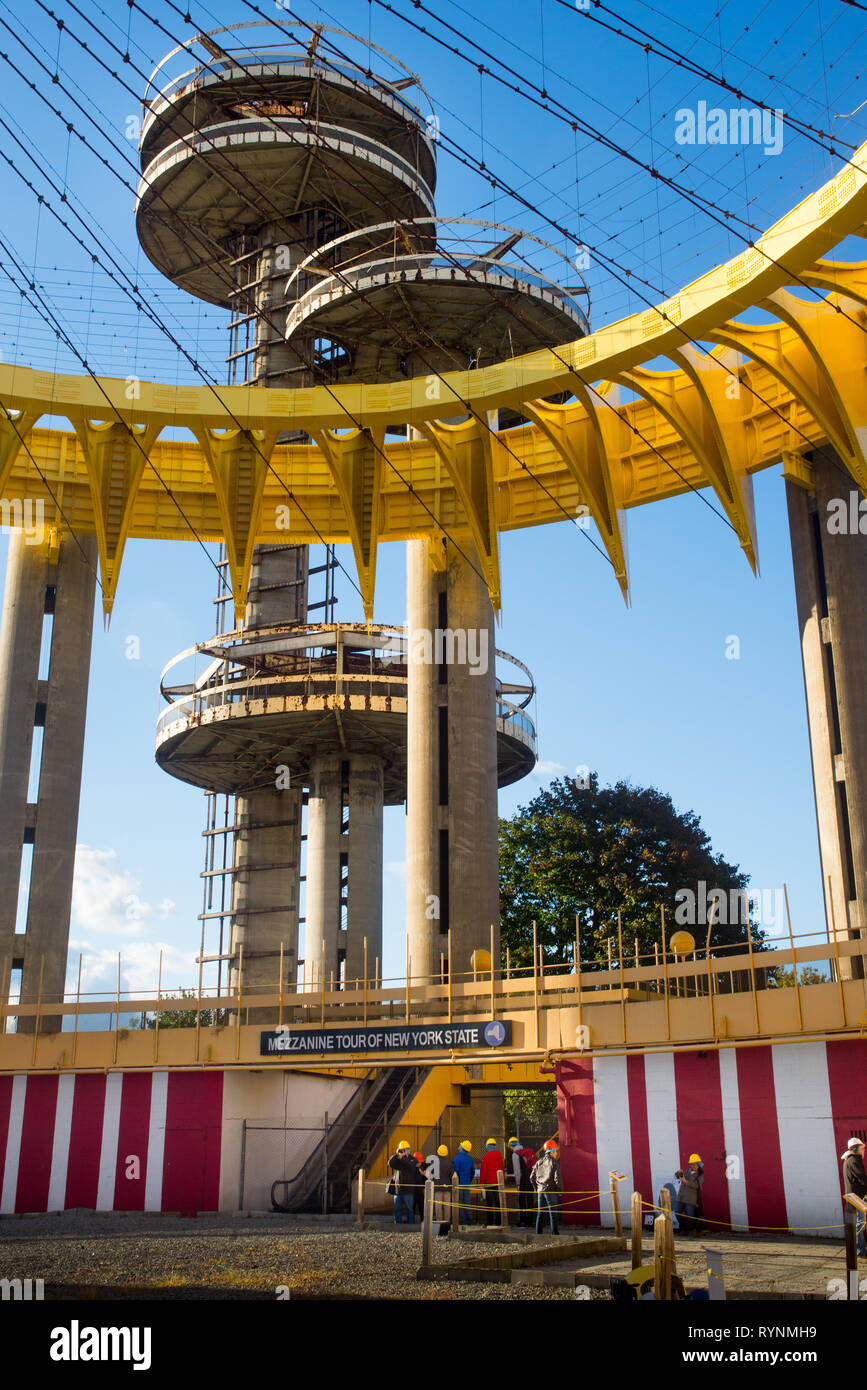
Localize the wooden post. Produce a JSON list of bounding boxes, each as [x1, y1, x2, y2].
[[451, 1170, 461, 1231], [844, 1194, 867, 1299], [631, 1192, 643, 1269], [609, 1171, 623, 1236], [497, 1167, 509, 1228], [653, 1213, 671, 1300], [356, 1168, 365, 1227], [421, 1179, 435, 1267], [659, 1184, 672, 1215]]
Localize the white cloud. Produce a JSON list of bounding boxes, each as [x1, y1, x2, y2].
[[66, 942, 197, 1001], [72, 846, 176, 938], [533, 760, 566, 777], [385, 860, 407, 880]]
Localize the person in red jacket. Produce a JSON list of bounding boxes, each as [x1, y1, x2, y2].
[[480, 1139, 505, 1227]]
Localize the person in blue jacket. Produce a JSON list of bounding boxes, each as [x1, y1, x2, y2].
[[452, 1139, 475, 1226]]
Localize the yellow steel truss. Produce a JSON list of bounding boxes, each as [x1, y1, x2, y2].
[[2, 146, 867, 620]]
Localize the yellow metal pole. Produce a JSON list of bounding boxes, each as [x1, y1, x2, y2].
[[235, 943, 244, 1061], [70, 953, 82, 1067], [195, 951, 204, 1062], [617, 911, 627, 1044], [634, 936, 639, 970], [154, 949, 163, 1063], [447, 930, 453, 1024], [32, 957, 45, 1067], [363, 937, 368, 1026], [506, 946, 511, 981], [661, 907, 671, 1040], [532, 920, 540, 1048], [0, 956, 9, 1039], [706, 923, 716, 1041], [745, 926, 760, 1036], [575, 918, 584, 1048], [278, 940, 285, 1029], [490, 922, 495, 1019], [783, 882, 804, 1032]]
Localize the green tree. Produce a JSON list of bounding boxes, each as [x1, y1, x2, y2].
[[137, 989, 226, 1029], [498, 774, 765, 968]]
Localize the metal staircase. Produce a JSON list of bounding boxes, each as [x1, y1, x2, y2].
[[271, 1065, 431, 1213]]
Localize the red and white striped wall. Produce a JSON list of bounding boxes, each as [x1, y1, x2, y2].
[[0, 1068, 360, 1215], [557, 1038, 867, 1235], [0, 1071, 224, 1214]]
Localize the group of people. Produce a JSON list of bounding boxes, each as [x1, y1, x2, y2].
[[387, 1136, 564, 1235]]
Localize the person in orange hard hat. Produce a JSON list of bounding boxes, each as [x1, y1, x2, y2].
[[530, 1139, 562, 1235], [674, 1152, 704, 1235], [480, 1139, 505, 1226]]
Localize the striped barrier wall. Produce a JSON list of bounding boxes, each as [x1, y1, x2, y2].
[[557, 1038, 867, 1235]]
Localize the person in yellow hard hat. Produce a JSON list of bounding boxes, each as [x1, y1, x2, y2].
[[425, 1143, 453, 1224], [452, 1139, 475, 1227], [674, 1152, 704, 1235], [387, 1140, 418, 1226]]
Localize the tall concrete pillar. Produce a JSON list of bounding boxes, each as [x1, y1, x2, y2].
[[344, 754, 384, 987], [305, 753, 344, 989], [0, 532, 96, 1031], [228, 225, 310, 1002], [406, 537, 500, 982], [787, 447, 867, 971]]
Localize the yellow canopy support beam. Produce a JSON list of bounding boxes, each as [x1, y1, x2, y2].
[[311, 426, 385, 624], [195, 426, 279, 623]]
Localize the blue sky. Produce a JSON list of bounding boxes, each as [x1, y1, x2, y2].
[[1, 0, 865, 1006]]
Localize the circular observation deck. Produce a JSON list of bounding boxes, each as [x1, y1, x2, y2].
[[280, 219, 590, 381], [136, 25, 437, 305], [156, 623, 537, 799]]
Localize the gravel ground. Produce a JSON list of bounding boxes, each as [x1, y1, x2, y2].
[[0, 1213, 595, 1300]]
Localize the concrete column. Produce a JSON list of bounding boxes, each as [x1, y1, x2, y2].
[[305, 753, 344, 989], [228, 226, 310, 1007], [787, 448, 867, 968], [0, 533, 48, 953], [446, 539, 500, 977], [405, 537, 500, 984], [406, 538, 445, 980], [229, 786, 302, 1011], [0, 532, 96, 1031], [344, 754, 384, 987]]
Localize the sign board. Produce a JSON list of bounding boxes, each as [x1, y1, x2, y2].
[[260, 1020, 512, 1057]]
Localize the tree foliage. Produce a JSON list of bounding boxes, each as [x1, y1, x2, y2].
[[498, 774, 765, 968]]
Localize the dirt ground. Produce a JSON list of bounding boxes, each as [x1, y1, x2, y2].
[[0, 1212, 855, 1300]]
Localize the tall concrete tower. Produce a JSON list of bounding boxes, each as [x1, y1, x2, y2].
[[139, 23, 588, 1005], [0, 530, 96, 1032]]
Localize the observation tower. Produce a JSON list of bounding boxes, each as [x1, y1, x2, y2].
[[136, 23, 589, 1007]]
